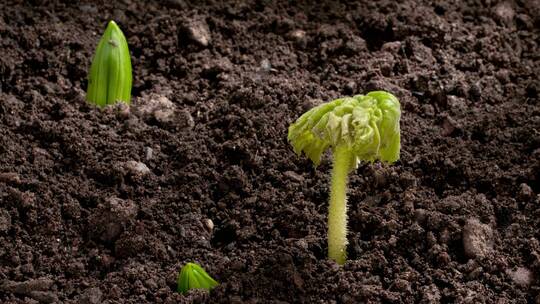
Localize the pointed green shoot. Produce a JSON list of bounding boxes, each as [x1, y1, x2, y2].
[[177, 262, 219, 294], [288, 91, 401, 264], [87, 20, 132, 107]]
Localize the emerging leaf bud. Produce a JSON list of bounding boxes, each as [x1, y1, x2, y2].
[[87, 20, 132, 107], [177, 262, 219, 294]]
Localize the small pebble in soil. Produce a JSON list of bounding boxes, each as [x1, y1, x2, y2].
[[260, 59, 272, 72], [288, 29, 307, 47], [144, 147, 153, 161], [462, 218, 493, 259], [506, 267, 533, 287], [182, 18, 211, 47], [381, 41, 402, 53], [493, 2, 515, 26], [134, 94, 177, 125], [124, 161, 151, 176], [205, 219, 214, 232], [344, 81, 356, 94]]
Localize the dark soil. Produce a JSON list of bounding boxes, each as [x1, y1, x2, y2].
[[1, 0, 539, 303]]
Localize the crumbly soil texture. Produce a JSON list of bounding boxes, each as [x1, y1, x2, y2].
[[1, 0, 539, 303]]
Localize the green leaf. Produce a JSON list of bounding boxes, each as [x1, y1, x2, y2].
[[177, 262, 219, 294], [87, 20, 132, 107], [288, 91, 401, 168]]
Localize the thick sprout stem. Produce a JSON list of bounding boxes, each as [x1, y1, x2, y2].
[[328, 144, 353, 265]]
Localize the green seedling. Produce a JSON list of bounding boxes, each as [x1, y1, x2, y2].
[[177, 262, 219, 294], [87, 20, 132, 107], [288, 91, 401, 265]]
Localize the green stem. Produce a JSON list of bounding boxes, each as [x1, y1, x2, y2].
[[328, 144, 352, 265]]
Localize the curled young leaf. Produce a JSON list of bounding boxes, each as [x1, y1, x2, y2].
[[288, 91, 401, 168]]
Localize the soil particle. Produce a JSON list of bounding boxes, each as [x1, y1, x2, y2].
[[0, 278, 57, 303], [463, 218, 494, 259], [88, 197, 138, 242], [0, 172, 21, 184], [134, 94, 178, 126], [493, 2, 516, 25], [181, 18, 211, 47], [399, 171, 417, 189], [518, 183, 534, 201], [0, 209, 11, 232], [283, 170, 304, 183], [288, 29, 307, 47], [420, 284, 441, 303], [79, 287, 103, 304], [0, 278, 53, 294], [441, 115, 460, 136], [28, 291, 58, 304], [381, 41, 402, 53], [204, 218, 214, 232], [123, 160, 152, 176], [144, 147, 154, 161], [202, 57, 233, 81], [506, 267, 533, 287]]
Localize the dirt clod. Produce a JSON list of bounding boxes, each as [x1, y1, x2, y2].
[[506, 267, 533, 287], [0, 172, 21, 184], [182, 18, 211, 47], [134, 94, 177, 125], [284, 171, 304, 183], [0, 209, 11, 233], [518, 183, 534, 200], [123, 161, 151, 176], [463, 218, 494, 259], [493, 2, 515, 25], [79, 287, 103, 304], [88, 197, 138, 242], [0, 278, 54, 295], [205, 219, 214, 232]]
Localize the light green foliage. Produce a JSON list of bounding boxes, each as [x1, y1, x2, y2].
[[177, 262, 219, 294], [288, 91, 401, 169], [288, 91, 401, 264], [87, 20, 132, 107]]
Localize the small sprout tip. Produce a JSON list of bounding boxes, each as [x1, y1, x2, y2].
[[86, 20, 132, 107], [177, 262, 219, 294]]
